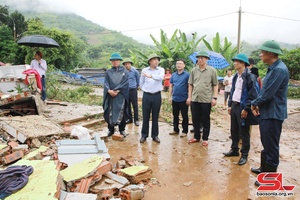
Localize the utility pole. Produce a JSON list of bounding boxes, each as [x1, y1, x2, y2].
[[0, 13, 16, 41], [237, 1, 242, 53]]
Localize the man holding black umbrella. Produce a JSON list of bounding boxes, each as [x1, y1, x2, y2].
[[30, 51, 47, 101]]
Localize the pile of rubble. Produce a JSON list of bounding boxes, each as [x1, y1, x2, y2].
[[0, 117, 156, 200]]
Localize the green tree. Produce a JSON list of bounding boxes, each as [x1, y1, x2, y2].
[[10, 10, 27, 38], [281, 48, 300, 80], [203, 32, 237, 62], [130, 29, 205, 71], [22, 18, 85, 70], [0, 25, 18, 63]]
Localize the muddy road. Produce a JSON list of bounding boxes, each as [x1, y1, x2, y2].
[[97, 96, 300, 200]]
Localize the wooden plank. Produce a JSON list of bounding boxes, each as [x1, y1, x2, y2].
[[58, 114, 100, 125], [81, 119, 104, 128]]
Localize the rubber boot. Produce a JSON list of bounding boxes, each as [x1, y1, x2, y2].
[[251, 151, 266, 174], [255, 163, 277, 186]]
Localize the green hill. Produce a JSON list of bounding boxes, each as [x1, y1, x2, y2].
[[1, 0, 148, 50]]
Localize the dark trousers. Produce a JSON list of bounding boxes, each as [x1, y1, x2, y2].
[[41, 76, 46, 101], [191, 102, 211, 140], [141, 92, 161, 138], [230, 102, 250, 156], [108, 114, 126, 132], [127, 88, 139, 122], [260, 119, 283, 167], [172, 100, 189, 133]]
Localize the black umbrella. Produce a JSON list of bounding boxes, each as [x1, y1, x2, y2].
[[17, 35, 59, 48]]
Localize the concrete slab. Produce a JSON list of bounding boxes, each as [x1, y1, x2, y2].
[[0, 115, 65, 143]]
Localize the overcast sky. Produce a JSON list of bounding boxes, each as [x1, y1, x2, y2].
[[3, 0, 300, 45]]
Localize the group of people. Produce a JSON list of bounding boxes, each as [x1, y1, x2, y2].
[[103, 40, 289, 186], [222, 40, 289, 186]]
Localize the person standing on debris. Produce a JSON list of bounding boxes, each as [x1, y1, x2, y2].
[[103, 53, 129, 137], [123, 58, 140, 126], [139, 54, 165, 144], [250, 41, 289, 185], [30, 51, 47, 101], [163, 69, 171, 92], [223, 54, 259, 166], [168, 59, 190, 138], [187, 51, 218, 146], [223, 69, 233, 110]]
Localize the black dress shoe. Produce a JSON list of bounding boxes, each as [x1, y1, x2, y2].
[[238, 155, 248, 165], [251, 167, 262, 174], [126, 119, 133, 124], [107, 131, 114, 137], [140, 137, 146, 143], [223, 149, 239, 157], [134, 121, 139, 126], [153, 137, 160, 143], [120, 131, 128, 137], [255, 181, 260, 187]]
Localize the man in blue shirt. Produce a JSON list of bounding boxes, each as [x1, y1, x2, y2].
[[168, 59, 190, 137], [251, 41, 289, 185], [123, 58, 140, 126], [139, 54, 165, 143]]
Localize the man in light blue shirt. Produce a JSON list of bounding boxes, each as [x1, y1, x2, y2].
[[139, 54, 165, 143], [123, 58, 140, 126]]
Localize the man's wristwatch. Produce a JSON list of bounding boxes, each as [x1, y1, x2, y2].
[[213, 97, 217, 100]]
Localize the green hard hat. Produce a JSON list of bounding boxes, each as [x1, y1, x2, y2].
[[122, 58, 133, 65], [196, 51, 210, 60], [258, 40, 283, 55], [232, 54, 250, 66], [109, 52, 122, 61], [147, 54, 160, 64]]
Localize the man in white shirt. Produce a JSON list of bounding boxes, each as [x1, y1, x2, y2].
[[30, 51, 47, 101]]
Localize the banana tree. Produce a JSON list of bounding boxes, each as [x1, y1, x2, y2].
[[203, 32, 237, 62], [129, 29, 206, 71]]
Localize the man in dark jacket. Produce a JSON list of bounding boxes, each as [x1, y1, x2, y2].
[[251, 40, 289, 186], [223, 54, 259, 166], [103, 53, 129, 137]]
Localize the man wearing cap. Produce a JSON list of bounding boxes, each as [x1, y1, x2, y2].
[[251, 41, 289, 183], [123, 58, 140, 126], [139, 54, 165, 143], [103, 53, 129, 137], [30, 51, 47, 101], [187, 51, 218, 146], [223, 54, 259, 165]]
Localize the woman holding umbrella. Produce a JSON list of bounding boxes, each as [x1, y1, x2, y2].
[[30, 51, 47, 101]]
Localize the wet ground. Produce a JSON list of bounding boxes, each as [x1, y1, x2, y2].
[[54, 85, 300, 199], [98, 97, 300, 200]]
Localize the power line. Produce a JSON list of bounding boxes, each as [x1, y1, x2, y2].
[[98, 11, 300, 35], [120, 12, 237, 33], [245, 11, 300, 22]]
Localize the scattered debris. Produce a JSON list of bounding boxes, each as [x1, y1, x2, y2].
[[119, 166, 152, 184], [183, 181, 193, 187], [119, 185, 145, 200], [112, 134, 124, 141], [0, 115, 65, 143], [56, 135, 110, 166]]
